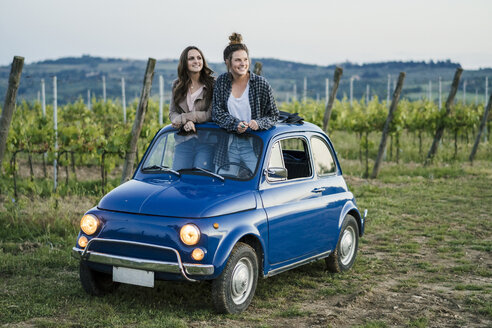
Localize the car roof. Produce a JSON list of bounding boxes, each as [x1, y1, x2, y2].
[[159, 121, 326, 140], [262, 121, 325, 137]]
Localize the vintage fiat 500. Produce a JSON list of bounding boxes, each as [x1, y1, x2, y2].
[[72, 121, 366, 314]]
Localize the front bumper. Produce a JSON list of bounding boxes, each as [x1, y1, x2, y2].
[[72, 238, 214, 282]]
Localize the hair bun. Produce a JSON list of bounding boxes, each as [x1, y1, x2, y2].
[[229, 32, 243, 45]]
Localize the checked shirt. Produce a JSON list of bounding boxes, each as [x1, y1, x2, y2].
[[212, 71, 279, 132], [212, 72, 279, 167]]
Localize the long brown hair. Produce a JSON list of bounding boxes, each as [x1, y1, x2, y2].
[[173, 46, 214, 108]]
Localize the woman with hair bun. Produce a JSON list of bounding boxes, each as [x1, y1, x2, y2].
[[212, 33, 278, 174], [212, 33, 278, 133]]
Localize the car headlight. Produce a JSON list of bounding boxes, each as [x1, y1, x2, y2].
[[180, 224, 200, 246], [80, 214, 99, 235]]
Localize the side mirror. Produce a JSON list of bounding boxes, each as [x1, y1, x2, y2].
[[265, 167, 287, 182]]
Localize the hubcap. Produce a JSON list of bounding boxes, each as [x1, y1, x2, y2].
[[231, 257, 254, 304], [340, 226, 356, 266]]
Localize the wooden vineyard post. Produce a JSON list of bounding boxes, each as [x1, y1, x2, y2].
[[121, 58, 156, 183], [425, 68, 463, 165], [303, 77, 307, 102], [387, 74, 391, 106], [323, 67, 343, 132], [102, 75, 107, 103], [469, 93, 492, 163], [53, 76, 58, 191], [41, 78, 47, 177], [350, 76, 354, 105], [370, 72, 406, 179], [439, 76, 442, 110], [0, 56, 24, 173], [254, 62, 262, 76], [325, 78, 329, 105], [159, 75, 164, 125], [121, 77, 127, 123], [87, 89, 91, 110]]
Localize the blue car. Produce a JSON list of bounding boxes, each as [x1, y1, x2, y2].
[[72, 121, 366, 314]]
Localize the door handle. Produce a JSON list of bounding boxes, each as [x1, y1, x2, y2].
[[311, 187, 326, 193]]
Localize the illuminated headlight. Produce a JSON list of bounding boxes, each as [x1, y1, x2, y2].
[[80, 214, 99, 235], [180, 224, 200, 246]]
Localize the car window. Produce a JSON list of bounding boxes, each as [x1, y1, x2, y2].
[[268, 142, 284, 168], [268, 137, 311, 180], [311, 136, 336, 176]]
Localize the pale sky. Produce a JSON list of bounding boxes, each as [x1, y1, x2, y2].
[[1, 0, 491, 69]]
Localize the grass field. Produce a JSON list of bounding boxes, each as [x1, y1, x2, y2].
[[0, 146, 491, 327]]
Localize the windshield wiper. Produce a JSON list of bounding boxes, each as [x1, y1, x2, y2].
[[141, 165, 180, 176], [178, 167, 225, 182]]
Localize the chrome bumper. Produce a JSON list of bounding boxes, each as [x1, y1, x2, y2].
[[72, 238, 214, 282]]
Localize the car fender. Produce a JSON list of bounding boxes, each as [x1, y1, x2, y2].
[[338, 200, 363, 235], [212, 224, 267, 277]]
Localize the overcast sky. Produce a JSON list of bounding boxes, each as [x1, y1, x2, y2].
[[1, 0, 491, 69]]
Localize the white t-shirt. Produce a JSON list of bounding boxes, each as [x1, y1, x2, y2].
[[227, 83, 251, 122]]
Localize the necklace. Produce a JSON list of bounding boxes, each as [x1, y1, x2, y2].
[[190, 82, 202, 90]]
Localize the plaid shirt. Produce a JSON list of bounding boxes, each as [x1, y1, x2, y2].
[[212, 72, 278, 167], [212, 72, 279, 132]]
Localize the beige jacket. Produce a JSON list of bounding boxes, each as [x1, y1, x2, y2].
[[169, 80, 213, 125]]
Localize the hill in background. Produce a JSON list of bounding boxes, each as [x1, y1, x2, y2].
[[0, 55, 490, 105]]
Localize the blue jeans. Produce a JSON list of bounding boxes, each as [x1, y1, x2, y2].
[[173, 137, 214, 171], [225, 135, 258, 176]]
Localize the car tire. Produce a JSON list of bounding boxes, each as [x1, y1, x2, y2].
[[79, 261, 119, 296], [326, 214, 359, 273], [211, 242, 258, 314]]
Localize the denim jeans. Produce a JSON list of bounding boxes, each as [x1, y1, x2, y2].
[[223, 135, 257, 176], [173, 137, 214, 171]]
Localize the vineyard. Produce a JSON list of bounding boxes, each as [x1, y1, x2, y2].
[[1, 84, 492, 328], [1, 95, 490, 198]]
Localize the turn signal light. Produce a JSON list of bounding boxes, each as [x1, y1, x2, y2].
[[78, 236, 88, 248]]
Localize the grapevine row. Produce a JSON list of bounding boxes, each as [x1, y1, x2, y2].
[[1, 96, 490, 195]]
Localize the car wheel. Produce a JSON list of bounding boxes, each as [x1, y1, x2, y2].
[[211, 242, 258, 314], [326, 215, 359, 273], [79, 261, 119, 296]]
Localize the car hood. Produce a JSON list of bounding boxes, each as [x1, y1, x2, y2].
[[97, 179, 257, 218]]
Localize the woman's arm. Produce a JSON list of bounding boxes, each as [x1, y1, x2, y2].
[[255, 81, 279, 130], [168, 80, 185, 127], [181, 109, 211, 123]]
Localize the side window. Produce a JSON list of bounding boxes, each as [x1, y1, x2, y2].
[[268, 141, 284, 168], [311, 137, 336, 176], [280, 138, 311, 180]]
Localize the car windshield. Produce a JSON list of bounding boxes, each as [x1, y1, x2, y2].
[[141, 128, 262, 180]]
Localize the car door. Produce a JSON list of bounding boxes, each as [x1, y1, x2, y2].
[[309, 134, 348, 250], [259, 136, 328, 265]]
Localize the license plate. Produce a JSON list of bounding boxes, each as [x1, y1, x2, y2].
[[113, 267, 154, 288]]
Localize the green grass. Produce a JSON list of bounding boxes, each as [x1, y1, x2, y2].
[[406, 317, 429, 328], [275, 306, 312, 318], [0, 160, 491, 327]]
